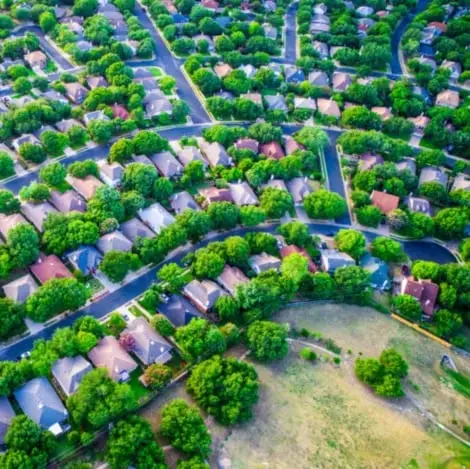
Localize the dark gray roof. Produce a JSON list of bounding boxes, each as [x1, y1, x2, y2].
[[0, 397, 15, 446], [157, 294, 202, 327], [51, 356, 93, 396], [66, 246, 102, 275], [120, 218, 155, 243], [3, 274, 38, 303]]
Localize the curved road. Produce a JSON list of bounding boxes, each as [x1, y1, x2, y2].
[[0, 222, 456, 361]]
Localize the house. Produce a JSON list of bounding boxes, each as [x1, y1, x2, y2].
[[419, 167, 448, 187], [50, 189, 86, 213], [294, 97, 317, 111], [21, 202, 57, 232], [238, 64, 256, 78], [157, 294, 202, 327], [312, 41, 329, 59], [15, 378, 68, 434], [396, 159, 417, 175], [356, 5, 374, 16], [358, 18, 376, 34], [183, 279, 225, 312], [240, 92, 263, 106], [371, 106, 392, 121], [400, 277, 439, 316], [199, 140, 231, 167], [24, 50, 47, 70], [123, 317, 173, 365], [281, 245, 317, 272], [287, 177, 312, 205], [63, 82, 88, 104], [98, 160, 123, 187], [76, 40, 93, 52], [87, 76, 108, 89], [112, 104, 129, 120], [310, 21, 330, 33], [52, 356, 93, 397], [359, 153, 384, 171], [3, 274, 38, 303], [66, 246, 102, 276], [169, 191, 199, 214], [332, 72, 352, 91], [83, 111, 109, 126], [88, 336, 138, 382], [151, 151, 183, 178], [360, 253, 390, 290], [320, 249, 355, 273], [139, 203, 175, 234], [314, 3, 327, 14], [217, 265, 249, 296], [406, 196, 432, 216], [308, 70, 330, 87], [30, 254, 72, 284], [67, 175, 103, 200], [262, 178, 288, 191], [284, 65, 305, 84], [441, 60, 462, 80], [249, 252, 281, 274], [452, 174, 470, 192], [264, 94, 288, 112], [12, 134, 40, 153], [0, 213, 28, 240], [120, 218, 155, 243], [317, 98, 341, 118], [435, 89, 460, 108], [43, 89, 70, 105], [201, 0, 219, 9], [144, 92, 173, 117], [259, 141, 285, 160], [284, 136, 304, 155], [263, 23, 277, 39], [176, 146, 208, 168], [371, 190, 400, 214], [199, 187, 233, 205], [408, 115, 430, 135], [214, 63, 233, 79], [0, 397, 15, 449], [97, 231, 133, 253], [229, 182, 259, 206], [417, 56, 437, 71], [235, 138, 259, 153]]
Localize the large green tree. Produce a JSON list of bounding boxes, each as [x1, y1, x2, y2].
[[245, 320, 288, 361]]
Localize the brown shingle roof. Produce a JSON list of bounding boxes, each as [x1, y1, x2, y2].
[[371, 190, 400, 214]]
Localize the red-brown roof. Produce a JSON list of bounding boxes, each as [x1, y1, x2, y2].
[[429, 21, 446, 32], [280, 245, 317, 272], [201, 0, 218, 8], [284, 137, 304, 155], [199, 187, 233, 204], [402, 277, 438, 316], [112, 104, 129, 120], [235, 138, 259, 153], [371, 190, 400, 214], [259, 141, 285, 160], [30, 254, 72, 285]]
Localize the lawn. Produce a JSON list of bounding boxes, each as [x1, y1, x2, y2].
[[148, 66, 163, 78], [128, 369, 150, 402]]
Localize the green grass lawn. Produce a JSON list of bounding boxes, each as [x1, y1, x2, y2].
[[128, 369, 150, 402], [129, 304, 144, 317], [85, 277, 105, 297], [148, 66, 163, 78]]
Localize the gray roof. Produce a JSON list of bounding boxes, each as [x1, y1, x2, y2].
[[120, 218, 155, 243], [183, 279, 225, 312], [264, 94, 288, 112], [157, 294, 202, 327], [419, 166, 448, 187], [396, 159, 416, 175], [3, 274, 38, 303], [217, 265, 249, 296], [0, 397, 15, 446], [14, 378, 68, 430], [321, 249, 355, 273], [452, 174, 470, 192], [150, 151, 183, 178], [286, 177, 312, 204], [21, 202, 57, 232], [66, 246, 102, 275], [52, 356, 93, 396], [169, 191, 199, 214], [249, 253, 281, 274], [176, 146, 208, 168], [229, 182, 259, 206], [138, 203, 175, 234], [199, 140, 231, 167], [124, 317, 173, 365], [50, 189, 86, 213], [145, 95, 173, 117], [97, 231, 133, 253], [0, 213, 28, 240], [406, 196, 432, 216]]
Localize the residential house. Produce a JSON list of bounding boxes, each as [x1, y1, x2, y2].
[[63, 82, 88, 104], [371, 190, 400, 214], [24, 51, 47, 70], [83, 111, 109, 125], [320, 249, 355, 273], [400, 277, 439, 316], [406, 196, 432, 216], [214, 63, 233, 79], [123, 317, 173, 365], [332, 72, 352, 91], [76, 40, 93, 52], [435, 89, 460, 108], [249, 252, 281, 274], [240, 92, 263, 105], [284, 65, 305, 84], [308, 70, 329, 87], [0, 398, 15, 449], [12, 134, 39, 153], [281, 245, 317, 272], [199, 187, 233, 205], [284, 136, 304, 155], [263, 23, 277, 39], [371, 106, 392, 121], [408, 115, 430, 135], [238, 64, 256, 78], [169, 191, 199, 214], [3, 274, 38, 303], [312, 41, 329, 59], [176, 146, 208, 168], [310, 21, 330, 33], [112, 104, 129, 120], [317, 98, 341, 118], [43, 89, 69, 105], [201, 0, 219, 9], [66, 246, 102, 276], [138, 203, 175, 234], [314, 3, 327, 14], [21, 202, 57, 232], [157, 294, 202, 327], [259, 141, 285, 160], [0, 213, 28, 240], [183, 279, 225, 312], [217, 265, 249, 296], [287, 177, 312, 205], [151, 151, 183, 178], [87, 76, 108, 89], [97, 231, 133, 253], [441, 60, 462, 79], [199, 140, 232, 167], [98, 160, 123, 187], [144, 92, 173, 117], [294, 96, 317, 111], [360, 253, 390, 290], [88, 336, 138, 382], [356, 5, 374, 16], [235, 138, 259, 153], [120, 218, 155, 243], [264, 94, 288, 112], [67, 175, 103, 200], [229, 182, 259, 206], [419, 166, 448, 187], [262, 178, 288, 191], [30, 254, 72, 284], [452, 174, 470, 192], [417, 56, 437, 71], [52, 356, 93, 397], [55, 118, 83, 133], [359, 152, 384, 171], [14, 378, 68, 433], [50, 189, 86, 213]]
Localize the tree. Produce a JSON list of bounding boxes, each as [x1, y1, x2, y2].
[[150, 314, 175, 337], [416, 149, 445, 169], [356, 205, 382, 228], [0, 298, 24, 341], [175, 318, 226, 361], [277, 221, 309, 247], [121, 191, 145, 219], [0, 152, 14, 180], [154, 178, 174, 203], [248, 123, 282, 144], [68, 159, 99, 179], [355, 358, 384, 386], [121, 163, 158, 197], [245, 232, 279, 256], [214, 296, 241, 324], [379, 348, 408, 379], [260, 187, 294, 219], [370, 237, 405, 262], [224, 236, 250, 267], [160, 399, 212, 457], [411, 260, 440, 281], [192, 68, 221, 96], [246, 320, 288, 361], [141, 364, 172, 390], [132, 131, 168, 155], [105, 416, 167, 469], [303, 190, 347, 219], [334, 229, 366, 260], [334, 266, 370, 302], [40, 130, 69, 157], [68, 368, 136, 428], [8, 223, 39, 268], [0, 190, 20, 214], [100, 251, 141, 283], [87, 186, 124, 223], [419, 181, 447, 205], [19, 143, 46, 163], [186, 355, 259, 425], [392, 294, 422, 320], [88, 120, 115, 144], [207, 202, 239, 230], [341, 106, 382, 130], [434, 309, 463, 338], [294, 126, 329, 154], [12, 77, 32, 95], [26, 278, 89, 322], [434, 208, 468, 240], [176, 210, 211, 243], [239, 206, 266, 226], [73, 0, 98, 17], [19, 182, 50, 203], [157, 263, 187, 293], [109, 139, 133, 164], [39, 162, 66, 187], [177, 456, 210, 469], [192, 249, 225, 279], [281, 253, 308, 285]]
